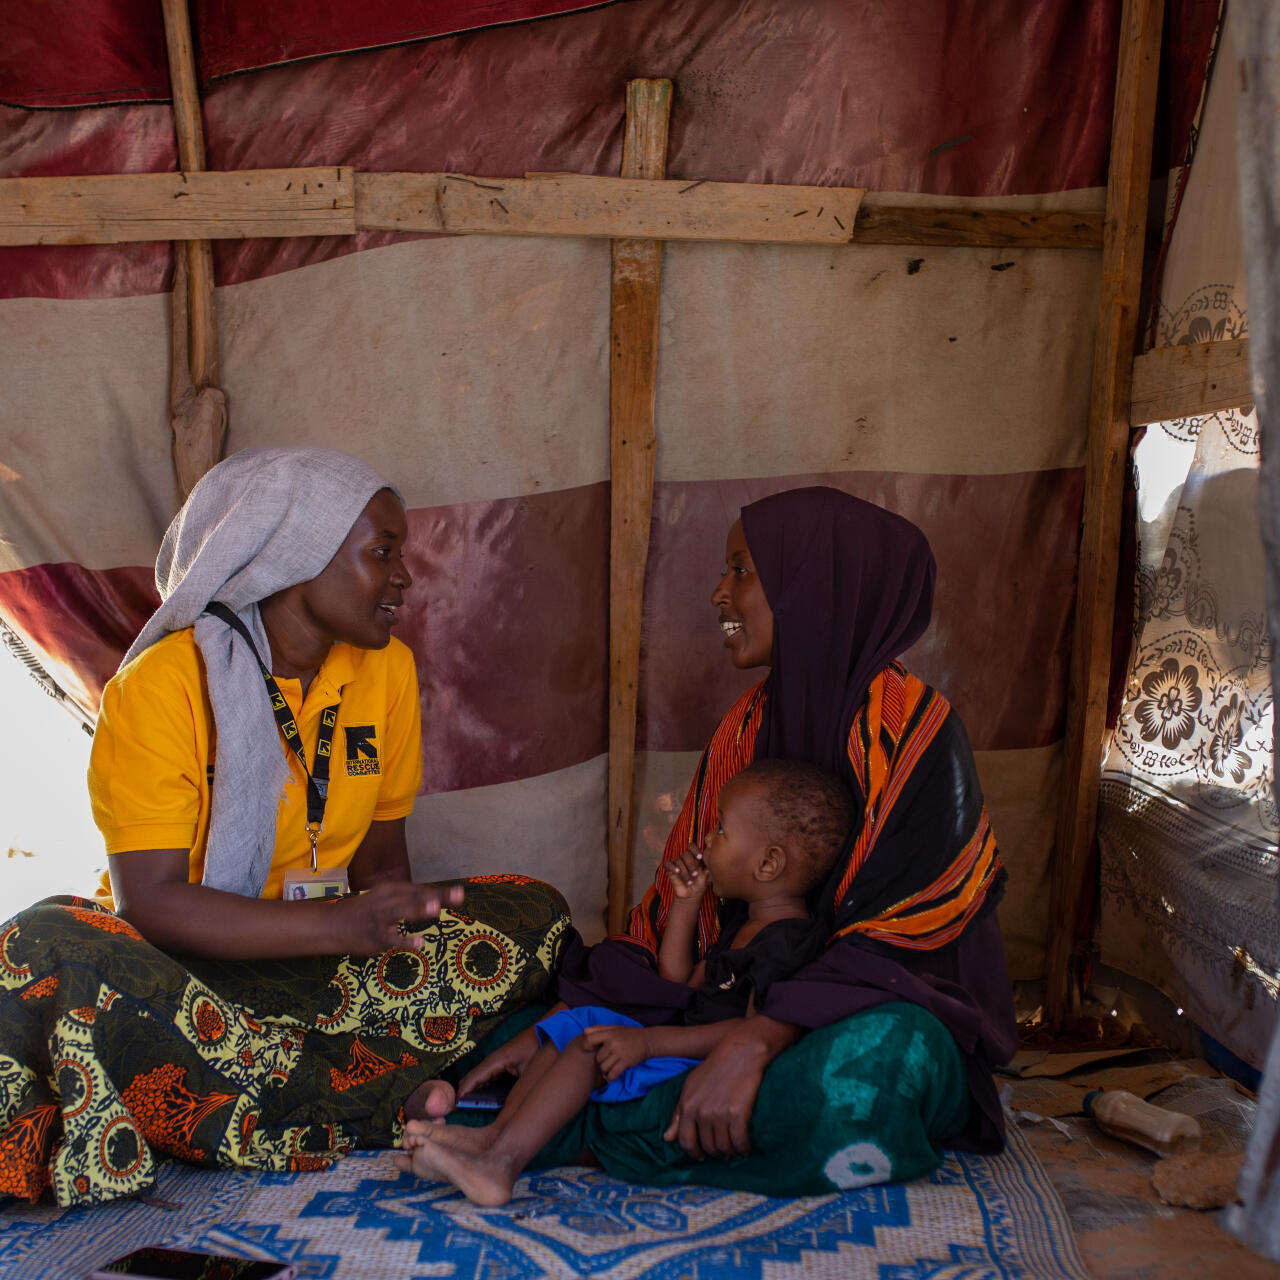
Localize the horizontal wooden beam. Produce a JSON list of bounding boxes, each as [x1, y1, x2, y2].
[[1130, 337, 1252, 424], [0, 168, 355, 245], [0, 167, 1104, 249], [358, 173, 1101, 247], [854, 203, 1103, 248], [356, 171, 865, 243]]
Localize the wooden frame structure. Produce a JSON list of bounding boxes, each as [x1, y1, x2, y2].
[[0, 168, 1103, 248], [159, 0, 226, 497], [0, 0, 1244, 999]]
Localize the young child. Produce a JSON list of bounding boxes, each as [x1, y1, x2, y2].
[[393, 758, 853, 1205]]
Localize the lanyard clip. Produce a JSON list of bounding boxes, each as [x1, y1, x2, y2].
[[306, 822, 322, 872]]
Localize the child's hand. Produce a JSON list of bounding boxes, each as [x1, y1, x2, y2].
[[582, 1025, 652, 1081], [663, 846, 708, 902]]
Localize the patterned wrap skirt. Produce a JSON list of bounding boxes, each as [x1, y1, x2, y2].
[[0, 876, 570, 1206], [454, 1000, 971, 1196]]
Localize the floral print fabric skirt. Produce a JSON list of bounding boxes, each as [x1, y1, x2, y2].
[[0, 878, 569, 1206]]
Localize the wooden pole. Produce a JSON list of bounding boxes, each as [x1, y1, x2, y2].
[[606, 79, 672, 935], [161, 0, 226, 496], [1044, 0, 1165, 1027]]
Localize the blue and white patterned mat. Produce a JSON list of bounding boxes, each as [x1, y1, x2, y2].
[[2, 1124, 1088, 1279]]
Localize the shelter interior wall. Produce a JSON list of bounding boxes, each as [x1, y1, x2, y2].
[[5, 0, 1219, 971], [0, 221, 1095, 965]]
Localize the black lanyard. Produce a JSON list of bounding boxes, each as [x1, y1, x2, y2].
[[205, 603, 341, 865]]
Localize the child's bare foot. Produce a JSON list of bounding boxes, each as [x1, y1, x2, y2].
[[400, 1120, 435, 1152], [393, 1137, 517, 1206], [403, 1117, 500, 1156], [404, 1079, 456, 1122], [402, 1117, 494, 1155]]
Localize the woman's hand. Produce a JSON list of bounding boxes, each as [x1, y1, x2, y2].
[[336, 880, 465, 956], [663, 846, 708, 902], [582, 1025, 651, 1081], [662, 1016, 802, 1160], [456, 1014, 556, 1097], [109, 847, 465, 960]]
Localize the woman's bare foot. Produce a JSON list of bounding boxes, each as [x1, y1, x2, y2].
[[404, 1079, 456, 1122], [393, 1138, 517, 1206]]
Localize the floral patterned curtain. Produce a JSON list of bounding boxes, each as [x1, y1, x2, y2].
[[1097, 14, 1278, 1071]]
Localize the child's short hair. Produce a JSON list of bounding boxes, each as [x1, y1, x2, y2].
[[733, 759, 854, 892]]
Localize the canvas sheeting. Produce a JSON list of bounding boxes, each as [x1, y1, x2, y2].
[[0, 1, 1242, 1000]]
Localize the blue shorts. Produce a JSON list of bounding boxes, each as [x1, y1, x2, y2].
[[535, 1006, 698, 1103]]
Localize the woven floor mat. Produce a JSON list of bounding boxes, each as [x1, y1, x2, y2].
[[2, 1123, 1089, 1279]]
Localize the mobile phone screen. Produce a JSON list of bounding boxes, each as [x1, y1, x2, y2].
[[91, 1246, 290, 1279], [454, 1080, 512, 1110]]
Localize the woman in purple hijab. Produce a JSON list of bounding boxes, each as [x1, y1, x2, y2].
[[458, 487, 1017, 1194]]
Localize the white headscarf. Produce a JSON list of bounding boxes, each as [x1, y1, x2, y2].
[[124, 446, 401, 897]]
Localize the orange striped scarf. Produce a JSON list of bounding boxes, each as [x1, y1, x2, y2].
[[622, 663, 1002, 958]]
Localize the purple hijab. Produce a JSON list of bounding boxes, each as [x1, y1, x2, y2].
[[741, 487, 936, 776]]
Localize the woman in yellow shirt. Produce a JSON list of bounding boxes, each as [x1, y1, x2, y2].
[[0, 447, 568, 1207]]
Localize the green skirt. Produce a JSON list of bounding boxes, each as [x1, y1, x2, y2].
[[459, 1001, 971, 1196], [0, 877, 569, 1206]]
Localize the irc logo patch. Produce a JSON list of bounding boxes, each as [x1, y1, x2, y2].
[[345, 725, 381, 776]]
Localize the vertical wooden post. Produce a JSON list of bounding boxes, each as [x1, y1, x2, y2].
[[1044, 0, 1165, 1026], [161, 0, 227, 496], [606, 79, 673, 935]]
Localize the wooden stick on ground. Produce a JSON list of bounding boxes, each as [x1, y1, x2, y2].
[[161, 0, 227, 497], [1045, 0, 1166, 1027], [607, 79, 672, 935]]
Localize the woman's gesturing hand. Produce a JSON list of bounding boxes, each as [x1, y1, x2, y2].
[[662, 1016, 801, 1160], [337, 881, 464, 956], [456, 1019, 550, 1097]]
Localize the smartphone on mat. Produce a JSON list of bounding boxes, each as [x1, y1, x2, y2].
[[87, 1246, 296, 1280], [454, 1079, 513, 1110]]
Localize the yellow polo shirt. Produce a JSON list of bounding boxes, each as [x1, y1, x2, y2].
[[88, 628, 423, 905]]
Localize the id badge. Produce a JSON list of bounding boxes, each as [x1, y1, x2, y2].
[[283, 867, 350, 901]]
